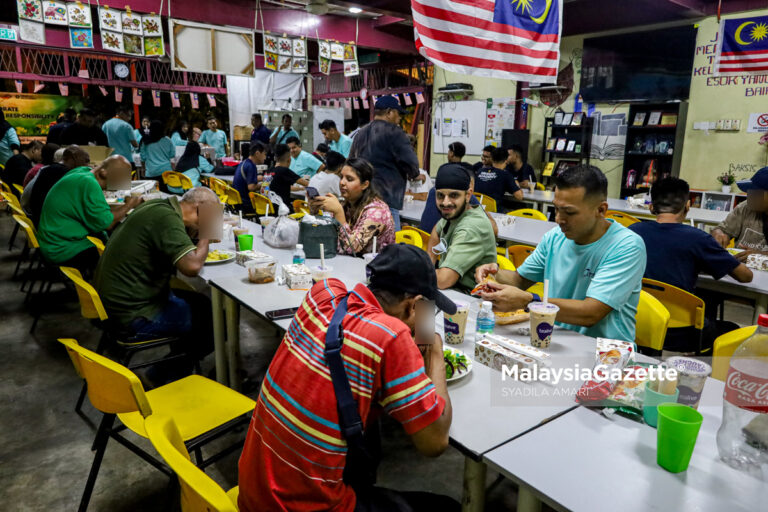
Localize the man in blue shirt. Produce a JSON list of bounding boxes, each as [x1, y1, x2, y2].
[[200, 116, 228, 159], [233, 142, 267, 215], [475, 165, 647, 343], [318, 119, 352, 157], [102, 105, 138, 162], [286, 136, 325, 178], [250, 113, 271, 146], [629, 177, 752, 353], [473, 147, 523, 211], [472, 145, 495, 174], [269, 114, 299, 146]]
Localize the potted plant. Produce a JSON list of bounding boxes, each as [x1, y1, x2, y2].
[[717, 171, 736, 193]]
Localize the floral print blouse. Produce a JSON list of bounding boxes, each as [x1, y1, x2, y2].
[[339, 198, 395, 255]]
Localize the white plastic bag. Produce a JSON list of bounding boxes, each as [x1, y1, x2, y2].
[[264, 215, 299, 248]]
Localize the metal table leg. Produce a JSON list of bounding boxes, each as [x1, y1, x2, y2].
[[754, 294, 768, 324], [461, 457, 486, 512], [211, 286, 228, 385], [517, 487, 542, 512], [225, 295, 241, 391]]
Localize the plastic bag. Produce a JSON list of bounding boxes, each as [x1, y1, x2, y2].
[[264, 215, 299, 248]]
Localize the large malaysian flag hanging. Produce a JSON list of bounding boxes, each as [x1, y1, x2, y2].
[[412, 0, 562, 83], [715, 15, 768, 76]]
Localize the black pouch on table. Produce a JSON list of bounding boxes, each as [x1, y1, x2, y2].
[[299, 219, 339, 259]]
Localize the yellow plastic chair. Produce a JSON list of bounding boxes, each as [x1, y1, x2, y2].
[[288, 212, 305, 221], [86, 236, 105, 256], [402, 225, 430, 251], [497, 254, 515, 271], [642, 278, 706, 352], [536, 182, 545, 191], [635, 290, 671, 353], [0, 180, 11, 194], [145, 415, 240, 512], [222, 186, 242, 208], [58, 338, 255, 511], [249, 192, 275, 215], [527, 282, 544, 296], [396, 230, 420, 246], [475, 193, 497, 213], [206, 176, 228, 194], [606, 210, 641, 227], [12, 213, 39, 282], [13, 183, 23, 196], [712, 325, 757, 381], [508, 208, 547, 221], [293, 199, 309, 214], [162, 171, 194, 193], [508, 245, 536, 268]]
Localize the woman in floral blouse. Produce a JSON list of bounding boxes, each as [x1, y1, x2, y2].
[[311, 158, 395, 255]]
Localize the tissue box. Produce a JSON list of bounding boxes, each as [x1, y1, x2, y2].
[[236, 250, 271, 267], [282, 264, 313, 289], [746, 253, 768, 271], [474, 338, 537, 372]]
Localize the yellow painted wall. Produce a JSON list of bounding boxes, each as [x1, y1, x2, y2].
[[679, 8, 768, 189], [427, 8, 768, 197]]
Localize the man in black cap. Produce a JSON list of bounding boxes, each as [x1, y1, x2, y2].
[[349, 96, 423, 231], [238, 244, 458, 512], [429, 164, 498, 291], [712, 166, 768, 260]]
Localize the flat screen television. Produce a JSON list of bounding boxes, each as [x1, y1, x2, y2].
[[579, 26, 697, 103]]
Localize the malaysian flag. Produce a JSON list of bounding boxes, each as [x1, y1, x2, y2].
[[412, 0, 562, 82], [715, 15, 768, 76]]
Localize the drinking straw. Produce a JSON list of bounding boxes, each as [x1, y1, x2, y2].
[[239, 211, 243, 228], [320, 243, 325, 270], [372, 236, 377, 254], [543, 279, 549, 304]]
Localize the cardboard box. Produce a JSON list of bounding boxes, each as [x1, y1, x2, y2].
[[236, 250, 272, 267], [82, 145, 115, 166], [474, 338, 537, 372], [282, 264, 313, 290]]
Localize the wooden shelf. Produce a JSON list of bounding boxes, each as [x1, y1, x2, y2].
[[626, 152, 674, 157], [628, 125, 678, 130]]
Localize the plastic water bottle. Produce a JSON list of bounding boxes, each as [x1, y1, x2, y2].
[[476, 301, 495, 335], [716, 313, 768, 480], [292, 244, 305, 265]]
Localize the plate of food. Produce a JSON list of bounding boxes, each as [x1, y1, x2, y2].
[[205, 249, 235, 265], [495, 309, 529, 325], [444, 346, 472, 382]]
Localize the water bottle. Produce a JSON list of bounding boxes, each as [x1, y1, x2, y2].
[[476, 301, 495, 335], [292, 244, 305, 265], [716, 314, 768, 480]]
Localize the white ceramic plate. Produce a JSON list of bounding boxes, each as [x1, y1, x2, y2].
[[444, 346, 473, 382], [205, 250, 235, 265]]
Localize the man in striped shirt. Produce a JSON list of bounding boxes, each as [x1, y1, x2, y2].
[[238, 244, 458, 511]]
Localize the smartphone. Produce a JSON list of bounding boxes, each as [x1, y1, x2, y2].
[[265, 307, 299, 320], [306, 186, 320, 199], [414, 299, 436, 345]]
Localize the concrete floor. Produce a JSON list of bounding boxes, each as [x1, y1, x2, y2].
[[0, 212, 532, 511]]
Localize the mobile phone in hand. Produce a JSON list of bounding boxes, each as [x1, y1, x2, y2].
[[306, 186, 320, 199]]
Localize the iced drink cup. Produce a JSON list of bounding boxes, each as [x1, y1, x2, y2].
[[444, 302, 469, 345], [529, 302, 559, 348], [666, 357, 712, 409]]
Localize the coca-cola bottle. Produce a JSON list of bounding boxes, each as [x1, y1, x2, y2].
[[716, 314, 768, 480]]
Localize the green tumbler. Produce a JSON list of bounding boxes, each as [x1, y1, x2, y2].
[[656, 403, 703, 473], [643, 382, 680, 428], [238, 234, 254, 251]]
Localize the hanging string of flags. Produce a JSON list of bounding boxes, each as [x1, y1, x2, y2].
[[312, 92, 424, 109]]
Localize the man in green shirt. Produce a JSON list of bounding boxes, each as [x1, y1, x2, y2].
[[94, 187, 219, 360], [37, 155, 138, 276], [428, 164, 498, 291]]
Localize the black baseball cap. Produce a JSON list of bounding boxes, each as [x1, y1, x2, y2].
[[367, 244, 457, 315], [374, 95, 406, 114], [737, 166, 768, 192]]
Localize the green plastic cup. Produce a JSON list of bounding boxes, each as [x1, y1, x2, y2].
[[238, 234, 254, 251], [656, 403, 703, 473], [643, 382, 680, 428]]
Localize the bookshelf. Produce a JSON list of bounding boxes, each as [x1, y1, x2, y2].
[[620, 102, 688, 198], [689, 189, 746, 212], [540, 113, 593, 184]]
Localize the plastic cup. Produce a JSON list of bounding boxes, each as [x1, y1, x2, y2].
[[237, 234, 254, 252], [311, 265, 333, 283], [656, 403, 703, 473], [444, 302, 470, 345], [666, 357, 712, 409], [643, 382, 680, 428], [233, 227, 249, 250], [528, 302, 559, 348], [363, 253, 378, 283]]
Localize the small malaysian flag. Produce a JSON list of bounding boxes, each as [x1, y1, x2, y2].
[[404, 93, 413, 106], [14, 80, 23, 93], [98, 86, 108, 96], [412, 0, 562, 83], [171, 92, 180, 108], [115, 86, 123, 102], [132, 88, 143, 105], [715, 15, 768, 75], [353, 98, 360, 109], [152, 90, 162, 107], [34, 81, 45, 93], [207, 94, 216, 107], [190, 93, 199, 109], [59, 83, 69, 96]]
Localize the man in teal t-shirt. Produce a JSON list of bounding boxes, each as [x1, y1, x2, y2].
[[102, 105, 138, 161], [269, 113, 299, 146], [37, 156, 140, 276], [200, 117, 228, 159], [319, 119, 352, 157], [475, 165, 646, 342], [287, 136, 325, 178]]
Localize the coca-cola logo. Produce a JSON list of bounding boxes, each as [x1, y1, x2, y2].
[[724, 368, 768, 413]]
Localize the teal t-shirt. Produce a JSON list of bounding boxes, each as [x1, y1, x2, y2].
[[517, 220, 647, 343], [270, 127, 299, 145], [290, 150, 323, 178], [102, 117, 136, 161], [140, 137, 176, 177], [133, 129, 143, 146], [200, 129, 228, 158], [329, 133, 352, 157], [170, 132, 188, 146], [0, 127, 20, 165]]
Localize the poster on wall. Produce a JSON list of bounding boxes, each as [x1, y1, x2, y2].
[[0, 92, 84, 137], [101, 31, 124, 53], [484, 97, 516, 146], [330, 42, 345, 60], [42, 1, 67, 25], [18, 0, 43, 22], [67, 2, 92, 27], [99, 7, 121, 31], [747, 112, 768, 133], [319, 40, 330, 59], [69, 27, 93, 48], [344, 60, 359, 77], [319, 57, 331, 75], [19, 19, 46, 45]]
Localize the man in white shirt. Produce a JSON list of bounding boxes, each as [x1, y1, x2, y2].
[[308, 150, 344, 199]]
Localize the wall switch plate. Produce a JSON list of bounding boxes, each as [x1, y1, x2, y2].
[[732, 119, 741, 130], [715, 119, 724, 130], [724, 119, 732, 130]]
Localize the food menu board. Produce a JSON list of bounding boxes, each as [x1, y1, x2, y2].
[[263, 33, 307, 74]]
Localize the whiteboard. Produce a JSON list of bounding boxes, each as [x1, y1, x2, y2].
[[432, 100, 487, 155], [312, 106, 345, 151]]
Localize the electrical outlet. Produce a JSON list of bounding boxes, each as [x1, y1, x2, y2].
[[716, 119, 724, 130], [724, 119, 732, 130], [732, 119, 741, 131]]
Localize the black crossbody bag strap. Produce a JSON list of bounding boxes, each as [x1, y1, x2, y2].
[[324, 295, 378, 489]]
